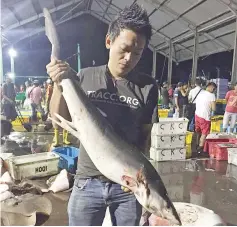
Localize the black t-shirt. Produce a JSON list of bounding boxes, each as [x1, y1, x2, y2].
[[75, 65, 158, 177], [177, 90, 188, 107], [161, 87, 169, 105]]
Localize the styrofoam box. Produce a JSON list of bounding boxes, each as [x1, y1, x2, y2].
[[149, 159, 186, 174], [151, 134, 186, 149], [150, 147, 186, 162], [228, 148, 237, 166], [226, 164, 237, 181], [151, 118, 189, 135], [161, 174, 183, 187], [7, 152, 60, 180]]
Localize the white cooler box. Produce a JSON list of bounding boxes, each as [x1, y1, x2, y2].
[[7, 152, 60, 180], [150, 147, 186, 161], [227, 148, 237, 166], [152, 118, 188, 135], [151, 134, 186, 149], [226, 164, 237, 181]]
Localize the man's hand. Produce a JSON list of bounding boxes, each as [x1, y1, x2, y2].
[[46, 58, 75, 83]]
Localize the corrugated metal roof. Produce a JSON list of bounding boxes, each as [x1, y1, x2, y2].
[[1, 0, 237, 62]]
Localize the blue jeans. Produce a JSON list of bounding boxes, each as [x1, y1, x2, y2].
[[68, 178, 142, 226]]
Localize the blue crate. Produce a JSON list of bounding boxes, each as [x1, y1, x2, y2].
[[52, 147, 79, 174]]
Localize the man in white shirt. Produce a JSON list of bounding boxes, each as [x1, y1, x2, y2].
[[189, 78, 202, 103], [195, 82, 217, 155]]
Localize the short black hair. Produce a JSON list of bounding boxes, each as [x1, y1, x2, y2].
[[108, 3, 152, 44], [177, 82, 183, 87], [207, 82, 217, 89], [182, 82, 188, 86], [195, 78, 201, 86]]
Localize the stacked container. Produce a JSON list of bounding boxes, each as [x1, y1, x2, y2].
[[150, 118, 188, 161]]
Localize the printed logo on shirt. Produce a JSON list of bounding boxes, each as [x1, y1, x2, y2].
[[87, 90, 140, 109]]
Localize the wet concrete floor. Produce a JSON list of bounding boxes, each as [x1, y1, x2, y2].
[[1, 132, 237, 225]]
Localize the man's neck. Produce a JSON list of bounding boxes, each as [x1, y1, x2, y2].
[[107, 62, 124, 80]]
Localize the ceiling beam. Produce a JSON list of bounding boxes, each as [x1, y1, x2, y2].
[[156, 15, 236, 51], [155, 10, 231, 49], [3, 0, 84, 32], [3, 11, 86, 48], [148, 0, 231, 51]]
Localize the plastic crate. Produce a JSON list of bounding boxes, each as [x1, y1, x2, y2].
[[215, 144, 237, 161], [12, 116, 29, 126], [228, 148, 237, 166], [6, 152, 60, 180], [211, 117, 223, 132], [52, 147, 79, 174], [158, 109, 169, 118], [186, 131, 193, 145]]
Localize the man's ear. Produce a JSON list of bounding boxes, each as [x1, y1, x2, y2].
[[105, 34, 111, 49]]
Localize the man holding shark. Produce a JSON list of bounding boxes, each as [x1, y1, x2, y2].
[[47, 4, 159, 226]]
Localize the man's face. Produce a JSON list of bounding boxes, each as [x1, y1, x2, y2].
[[106, 29, 146, 77], [209, 85, 216, 93], [6, 77, 11, 83], [182, 85, 188, 90], [234, 84, 237, 92]]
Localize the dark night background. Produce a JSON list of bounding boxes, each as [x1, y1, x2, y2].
[[2, 14, 234, 85]]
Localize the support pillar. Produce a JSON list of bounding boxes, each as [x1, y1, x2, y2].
[[167, 40, 173, 85], [0, 28, 3, 84], [191, 29, 199, 85], [77, 43, 81, 71], [152, 49, 157, 78], [231, 20, 237, 85]]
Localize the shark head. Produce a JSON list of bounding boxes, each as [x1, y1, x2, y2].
[[122, 168, 182, 226]]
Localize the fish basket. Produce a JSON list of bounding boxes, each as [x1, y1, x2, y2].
[[158, 109, 169, 118], [186, 144, 192, 159], [211, 117, 223, 132], [6, 152, 60, 180], [12, 116, 29, 126], [186, 131, 193, 145], [52, 146, 79, 174]]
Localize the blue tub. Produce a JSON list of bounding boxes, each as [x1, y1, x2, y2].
[[52, 147, 79, 174]]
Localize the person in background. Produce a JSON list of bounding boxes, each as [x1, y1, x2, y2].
[[24, 81, 32, 110], [41, 81, 47, 106], [223, 83, 237, 133], [174, 82, 188, 117], [195, 82, 217, 156], [188, 78, 202, 103], [28, 80, 45, 122], [45, 79, 53, 116], [1, 76, 17, 121], [178, 82, 189, 117], [173, 82, 182, 112], [168, 85, 173, 99], [161, 81, 169, 109], [156, 80, 161, 102], [20, 84, 25, 92], [187, 79, 202, 129]]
